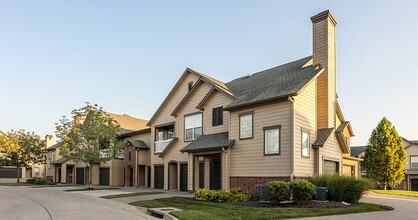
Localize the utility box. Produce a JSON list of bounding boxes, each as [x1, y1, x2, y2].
[[259, 185, 267, 201], [315, 187, 329, 201]]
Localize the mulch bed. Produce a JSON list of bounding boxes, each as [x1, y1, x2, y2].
[[229, 200, 352, 208]]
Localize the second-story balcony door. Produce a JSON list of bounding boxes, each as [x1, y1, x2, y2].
[[155, 125, 174, 153]]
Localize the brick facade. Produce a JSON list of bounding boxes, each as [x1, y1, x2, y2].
[[230, 176, 290, 197], [124, 145, 136, 186]]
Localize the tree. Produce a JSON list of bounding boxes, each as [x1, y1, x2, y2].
[[364, 117, 406, 190], [0, 130, 45, 183], [55, 103, 121, 188]]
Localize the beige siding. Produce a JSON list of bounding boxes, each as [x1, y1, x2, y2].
[[319, 132, 342, 174], [150, 72, 200, 188], [229, 101, 293, 177], [131, 132, 151, 165], [294, 79, 317, 177], [405, 144, 418, 170], [202, 90, 233, 134], [111, 159, 124, 186]]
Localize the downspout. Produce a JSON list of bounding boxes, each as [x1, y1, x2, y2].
[[288, 96, 295, 181]]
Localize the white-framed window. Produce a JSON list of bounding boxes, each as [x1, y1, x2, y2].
[[35, 167, 40, 176], [52, 152, 55, 162], [168, 129, 174, 139], [48, 158, 51, 169], [264, 125, 280, 155], [411, 156, 418, 169], [239, 113, 253, 139], [185, 113, 202, 141], [158, 130, 164, 141], [302, 130, 310, 157]]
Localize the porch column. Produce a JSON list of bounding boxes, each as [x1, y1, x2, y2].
[[187, 153, 194, 191], [194, 155, 200, 190], [204, 158, 210, 189]]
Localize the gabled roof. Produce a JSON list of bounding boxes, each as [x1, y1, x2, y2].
[[47, 142, 62, 151], [335, 123, 350, 154], [313, 128, 334, 147], [181, 132, 235, 153], [126, 139, 149, 150], [403, 137, 418, 149], [224, 56, 323, 110], [51, 157, 68, 164], [336, 101, 354, 136], [119, 128, 151, 139], [106, 112, 148, 134], [350, 146, 367, 157]]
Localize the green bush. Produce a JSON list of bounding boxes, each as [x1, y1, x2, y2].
[[34, 179, 54, 185], [309, 174, 373, 203], [265, 181, 290, 202], [194, 188, 251, 203], [289, 180, 316, 202]]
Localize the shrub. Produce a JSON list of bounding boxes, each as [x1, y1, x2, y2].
[[34, 178, 54, 185], [194, 188, 251, 203], [309, 174, 373, 203], [265, 181, 291, 202], [289, 180, 316, 202]]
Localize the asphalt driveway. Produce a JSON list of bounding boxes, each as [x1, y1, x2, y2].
[[0, 186, 156, 220]]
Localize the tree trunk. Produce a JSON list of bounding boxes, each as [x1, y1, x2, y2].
[[16, 165, 20, 183], [89, 163, 93, 189], [383, 183, 387, 190]]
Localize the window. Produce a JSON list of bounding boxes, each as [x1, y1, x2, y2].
[[239, 113, 253, 139], [168, 129, 174, 139], [185, 113, 202, 141], [48, 158, 51, 169], [158, 130, 164, 141], [264, 126, 280, 155], [52, 153, 55, 162], [411, 156, 418, 169], [188, 82, 193, 92], [35, 167, 40, 176], [212, 107, 223, 126], [301, 130, 310, 157]]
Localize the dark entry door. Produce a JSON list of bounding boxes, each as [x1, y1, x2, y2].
[[412, 179, 418, 191], [99, 168, 110, 185], [199, 162, 204, 188], [154, 166, 164, 189], [76, 168, 84, 185], [129, 167, 133, 186], [180, 164, 188, 191], [210, 160, 221, 190], [147, 166, 151, 187]]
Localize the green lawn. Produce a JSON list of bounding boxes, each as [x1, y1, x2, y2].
[[65, 187, 121, 192], [0, 182, 32, 186], [373, 190, 418, 197], [100, 191, 163, 199], [130, 198, 393, 220]]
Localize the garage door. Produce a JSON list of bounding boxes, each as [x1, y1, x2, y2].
[[99, 168, 110, 186], [76, 168, 85, 185], [0, 168, 18, 178], [154, 166, 164, 189], [323, 160, 339, 174], [180, 164, 188, 191]]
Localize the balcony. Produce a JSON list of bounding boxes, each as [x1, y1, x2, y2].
[[155, 139, 173, 153]]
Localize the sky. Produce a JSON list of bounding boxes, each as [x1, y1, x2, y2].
[[1, 1, 417, 146]]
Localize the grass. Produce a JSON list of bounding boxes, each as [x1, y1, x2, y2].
[[130, 197, 393, 220], [373, 190, 418, 198], [0, 182, 32, 186], [65, 187, 121, 192], [100, 191, 163, 199]]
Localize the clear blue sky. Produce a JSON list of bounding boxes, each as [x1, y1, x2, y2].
[[1, 1, 417, 146]]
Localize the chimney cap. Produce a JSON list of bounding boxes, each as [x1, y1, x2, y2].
[[311, 10, 337, 26]]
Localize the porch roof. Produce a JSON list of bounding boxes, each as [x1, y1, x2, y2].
[[126, 139, 149, 150], [51, 157, 68, 165], [181, 132, 235, 153]]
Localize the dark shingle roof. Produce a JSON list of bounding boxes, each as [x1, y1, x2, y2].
[[350, 146, 366, 157], [337, 121, 350, 132], [47, 142, 62, 151], [127, 139, 149, 150], [313, 128, 334, 147], [181, 132, 234, 152], [51, 157, 68, 164], [224, 56, 321, 110]]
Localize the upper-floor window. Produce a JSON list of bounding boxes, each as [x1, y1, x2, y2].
[[411, 156, 418, 169], [52, 152, 55, 162], [158, 130, 164, 141], [302, 130, 310, 158], [212, 107, 223, 126], [168, 129, 174, 139], [188, 82, 193, 92], [185, 113, 202, 141], [128, 152, 131, 161], [264, 125, 281, 155], [48, 158, 51, 169], [239, 112, 253, 139]]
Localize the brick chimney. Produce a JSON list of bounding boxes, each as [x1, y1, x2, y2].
[[45, 135, 54, 148], [311, 10, 337, 129]]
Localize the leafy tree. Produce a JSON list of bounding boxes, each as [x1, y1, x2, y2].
[[55, 103, 121, 188], [364, 117, 406, 190], [0, 130, 45, 182]]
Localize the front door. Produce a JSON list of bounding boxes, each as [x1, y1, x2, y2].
[[180, 164, 188, 191], [210, 160, 221, 190], [76, 168, 84, 185], [412, 179, 418, 191], [129, 167, 133, 186], [66, 166, 73, 184], [99, 168, 110, 186], [154, 166, 164, 189]]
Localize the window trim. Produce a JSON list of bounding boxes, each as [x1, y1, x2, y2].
[[239, 111, 254, 140], [411, 155, 418, 169], [301, 128, 310, 158], [184, 112, 203, 142], [212, 107, 224, 127], [263, 125, 281, 156]]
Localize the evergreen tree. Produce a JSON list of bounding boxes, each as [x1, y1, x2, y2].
[[364, 117, 406, 190]]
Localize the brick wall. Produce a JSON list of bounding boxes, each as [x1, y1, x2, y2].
[[230, 176, 290, 197], [124, 145, 136, 186]]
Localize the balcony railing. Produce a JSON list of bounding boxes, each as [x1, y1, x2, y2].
[[155, 139, 173, 153]]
